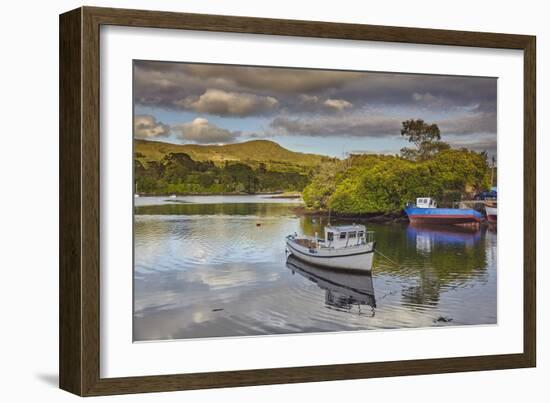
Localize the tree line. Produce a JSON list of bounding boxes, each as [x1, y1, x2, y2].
[[135, 119, 493, 213], [302, 119, 492, 214], [135, 152, 310, 195]]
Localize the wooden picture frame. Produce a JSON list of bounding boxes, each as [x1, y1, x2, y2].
[[59, 6, 536, 396]]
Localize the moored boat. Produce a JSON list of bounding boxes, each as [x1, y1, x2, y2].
[[404, 197, 483, 226], [286, 224, 375, 271], [485, 205, 497, 223]]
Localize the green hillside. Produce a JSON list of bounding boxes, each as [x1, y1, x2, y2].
[[135, 139, 328, 173], [134, 139, 332, 195]]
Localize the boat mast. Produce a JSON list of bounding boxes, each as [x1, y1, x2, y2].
[[490, 156, 496, 187]]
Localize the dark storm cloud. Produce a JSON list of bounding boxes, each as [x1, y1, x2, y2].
[[182, 63, 365, 93], [133, 61, 358, 116], [342, 74, 497, 111], [134, 61, 497, 118], [440, 110, 497, 135], [446, 134, 497, 154], [269, 102, 497, 139], [270, 114, 401, 137]]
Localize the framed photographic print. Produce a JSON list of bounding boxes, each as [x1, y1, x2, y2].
[[59, 6, 536, 396]]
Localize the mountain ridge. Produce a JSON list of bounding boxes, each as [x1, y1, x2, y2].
[[134, 139, 330, 170]]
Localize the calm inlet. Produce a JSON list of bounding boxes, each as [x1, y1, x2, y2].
[[133, 195, 497, 341]]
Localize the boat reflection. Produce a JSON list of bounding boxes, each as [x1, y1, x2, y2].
[[407, 223, 481, 253], [286, 255, 376, 315]]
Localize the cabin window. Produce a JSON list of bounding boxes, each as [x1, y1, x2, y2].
[[339, 232, 347, 239], [348, 232, 356, 238], [358, 231, 364, 238], [327, 232, 334, 241]]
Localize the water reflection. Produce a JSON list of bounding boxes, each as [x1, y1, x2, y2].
[[135, 201, 300, 216], [407, 223, 481, 252], [286, 255, 375, 315], [135, 194, 302, 206], [133, 196, 497, 341]]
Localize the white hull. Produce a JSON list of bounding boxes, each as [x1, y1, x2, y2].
[[286, 238, 374, 271], [485, 206, 497, 222]]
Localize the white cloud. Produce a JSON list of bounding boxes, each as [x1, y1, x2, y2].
[[299, 94, 320, 104], [134, 115, 170, 139], [323, 98, 353, 111], [173, 118, 239, 144], [175, 89, 279, 117], [270, 114, 400, 137], [412, 92, 438, 103]]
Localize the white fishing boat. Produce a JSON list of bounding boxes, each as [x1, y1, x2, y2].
[[286, 224, 375, 271]]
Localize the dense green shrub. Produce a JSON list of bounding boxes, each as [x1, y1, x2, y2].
[[303, 149, 491, 214]]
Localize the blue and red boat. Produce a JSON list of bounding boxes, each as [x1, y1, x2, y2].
[[404, 197, 483, 226]]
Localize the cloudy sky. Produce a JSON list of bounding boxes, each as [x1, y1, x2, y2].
[[133, 60, 497, 158]]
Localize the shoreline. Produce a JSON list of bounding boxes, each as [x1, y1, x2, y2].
[[137, 194, 405, 222], [136, 191, 300, 198], [291, 206, 408, 223], [136, 195, 490, 226]]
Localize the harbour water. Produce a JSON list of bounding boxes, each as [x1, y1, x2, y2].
[[133, 195, 497, 341]]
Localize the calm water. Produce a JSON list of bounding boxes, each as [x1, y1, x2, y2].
[[133, 195, 497, 341]]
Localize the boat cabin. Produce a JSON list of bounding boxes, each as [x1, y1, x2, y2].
[[416, 197, 437, 208], [322, 224, 368, 248]]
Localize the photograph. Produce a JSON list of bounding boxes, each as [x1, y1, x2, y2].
[[132, 60, 498, 342]]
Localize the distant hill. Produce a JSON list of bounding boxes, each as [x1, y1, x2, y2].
[[134, 139, 334, 195], [134, 139, 329, 173]]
